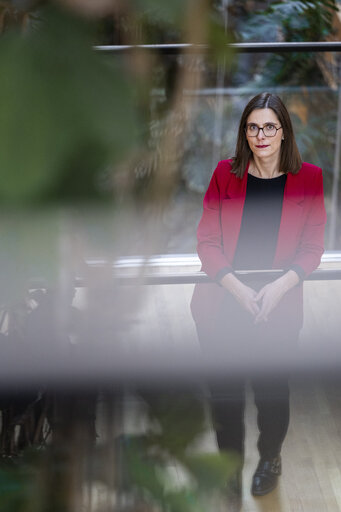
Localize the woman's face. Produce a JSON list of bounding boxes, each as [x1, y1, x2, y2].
[[245, 108, 283, 161]]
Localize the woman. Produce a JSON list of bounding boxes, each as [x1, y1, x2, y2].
[[191, 93, 326, 500]]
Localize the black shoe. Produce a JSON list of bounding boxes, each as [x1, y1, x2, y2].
[[251, 456, 281, 496]]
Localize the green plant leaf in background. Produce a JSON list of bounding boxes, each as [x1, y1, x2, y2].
[[122, 435, 236, 512], [208, 16, 235, 66], [0, 453, 43, 512], [133, 0, 186, 26], [0, 5, 139, 204], [143, 394, 207, 456], [182, 452, 240, 491]]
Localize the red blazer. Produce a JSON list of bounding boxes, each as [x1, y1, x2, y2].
[[191, 159, 327, 331]]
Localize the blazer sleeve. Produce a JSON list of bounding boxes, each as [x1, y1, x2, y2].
[[290, 168, 327, 278], [197, 163, 233, 280]]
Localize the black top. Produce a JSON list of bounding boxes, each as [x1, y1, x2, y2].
[[233, 173, 287, 270], [215, 172, 305, 284]]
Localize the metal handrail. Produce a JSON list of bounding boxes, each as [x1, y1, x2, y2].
[[95, 41, 341, 54], [28, 253, 341, 289], [107, 268, 341, 286], [53, 251, 340, 287]]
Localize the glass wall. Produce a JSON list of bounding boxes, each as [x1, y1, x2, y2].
[[123, 47, 341, 256]]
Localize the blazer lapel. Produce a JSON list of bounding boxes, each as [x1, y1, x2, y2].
[[221, 167, 248, 263], [273, 172, 305, 268], [225, 166, 248, 199]]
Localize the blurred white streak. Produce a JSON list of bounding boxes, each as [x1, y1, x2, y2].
[[89, 251, 341, 270]]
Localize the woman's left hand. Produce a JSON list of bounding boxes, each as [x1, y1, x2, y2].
[[254, 270, 300, 324]]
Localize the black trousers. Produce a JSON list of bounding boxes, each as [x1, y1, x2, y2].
[[210, 378, 290, 460], [197, 282, 298, 462]]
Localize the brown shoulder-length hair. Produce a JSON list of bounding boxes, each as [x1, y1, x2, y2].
[[231, 92, 302, 178]]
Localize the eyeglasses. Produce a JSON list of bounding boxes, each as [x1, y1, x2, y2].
[[245, 123, 282, 137]]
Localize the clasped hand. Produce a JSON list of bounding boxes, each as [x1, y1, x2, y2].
[[234, 279, 288, 324], [221, 271, 298, 324]]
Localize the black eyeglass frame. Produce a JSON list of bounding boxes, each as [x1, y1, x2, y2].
[[245, 123, 283, 138]]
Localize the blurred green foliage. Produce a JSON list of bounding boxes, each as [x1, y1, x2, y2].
[[0, 465, 33, 512], [121, 394, 239, 512], [0, 3, 141, 303], [260, 0, 338, 40], [238, 0, 338, 84], [0, 395, 239, 512], [133, 0, 186, 27], [0, 4, 239, 512], [231, 0, 337, 42], [0, 450, 46, 512], [0, 5, 138, 204]]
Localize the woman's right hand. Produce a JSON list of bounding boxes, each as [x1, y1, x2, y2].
[[220, 273, 260, 317]]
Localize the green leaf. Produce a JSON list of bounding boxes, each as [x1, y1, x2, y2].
[[181, 452, 240, 490], [0, 5, 139, 204], [133, 0, 186, 25], [123, 437, 168, 501], [122, 437, 226, 512], [0, 459, 39, 512], [207, 18, 235, 66], [143, 394, 207, 455]]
